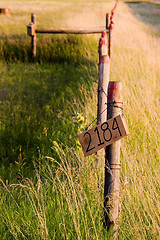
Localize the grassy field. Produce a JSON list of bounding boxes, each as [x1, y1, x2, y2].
[[0, 0, 160, 239]]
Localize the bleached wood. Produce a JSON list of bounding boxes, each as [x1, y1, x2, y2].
[[97, 33, 110, 125], [31, 14, 36, 58]]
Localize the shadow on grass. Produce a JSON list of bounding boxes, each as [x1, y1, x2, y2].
[[0, 34, 97, 64], [0, 34, 98, 179]]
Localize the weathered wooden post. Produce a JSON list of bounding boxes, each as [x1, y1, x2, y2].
[[0, 8, 10, 15], [31, 13, 36, 58], [78, 79, 128, 231], [108, 1, 118, 58], [27, 13, 36, 59], [108, 21, 113, 58], [27, 14, 36, 58], [97, 31, 110, 125], [104, 81, 123, 233], [106, 13, 110, 29]]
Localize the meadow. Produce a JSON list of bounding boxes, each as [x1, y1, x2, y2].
[[0, 0, 160, 239]]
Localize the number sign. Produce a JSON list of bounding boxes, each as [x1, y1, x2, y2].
[[78, 114, 129, 157]]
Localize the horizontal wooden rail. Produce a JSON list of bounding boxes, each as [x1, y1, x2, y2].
[[36, 29, 109, 34], [27, 13, 112, 58]]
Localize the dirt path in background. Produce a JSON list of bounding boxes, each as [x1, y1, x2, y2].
[[127, 2, 160, 33]]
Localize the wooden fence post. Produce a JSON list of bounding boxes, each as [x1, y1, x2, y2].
[[108, 1, 118, 58], [104, 81, 123, 234], [106, 13, 110, 29], [0, 8, 10, 15], [31, 13, 36, 58], [97, 31, 110, 125], [108, 22, 113, 58]]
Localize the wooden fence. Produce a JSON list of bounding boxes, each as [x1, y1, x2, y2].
[[27, 1, 124, 235], [27, 11, 113, 58]]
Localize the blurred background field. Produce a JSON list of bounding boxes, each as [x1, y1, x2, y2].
[[127, 1, 160, 33], [0, 1, 159, 239]]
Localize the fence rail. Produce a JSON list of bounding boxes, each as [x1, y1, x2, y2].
[[27, 11, 112, 58], [27, 1, 118, 58], [36, 29, 109, 34]]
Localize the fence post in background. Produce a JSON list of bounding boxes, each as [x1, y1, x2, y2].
[[97, 31, 110, 125], [0, 8, 10, 15], [31, 13, 36, 58], [108, 21, 113, 58], [108, 0, 118, 58], [106, 13, 110, 29], [104, 81, 123, 234]]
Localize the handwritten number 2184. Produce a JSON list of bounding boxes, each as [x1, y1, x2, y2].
[[84, 118, 122, 153]]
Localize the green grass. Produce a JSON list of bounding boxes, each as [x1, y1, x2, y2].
[[0, 36, 98, 176], [110, 2, 160, 238], [0, 1, 160, 239], [0, 148, 107, 240]]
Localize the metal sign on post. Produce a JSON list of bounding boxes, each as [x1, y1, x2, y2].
[[78, 114, 129, 157]]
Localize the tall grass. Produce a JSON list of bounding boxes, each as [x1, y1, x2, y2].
[[0, 0, 101, 171], [0, 146, 106, 240], [0, 35, 98, 171], [110, 2, 160, 239], [0, 1, 160, 239]]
